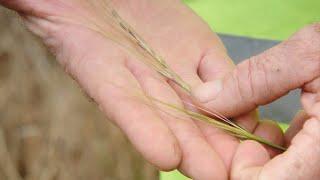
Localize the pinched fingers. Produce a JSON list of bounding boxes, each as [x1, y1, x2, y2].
[[193, 23, 320, 118]]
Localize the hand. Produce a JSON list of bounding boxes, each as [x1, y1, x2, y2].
[[0, 0, 254, 179], [0, 0, 299, 179], [193, 24, 320, 179]]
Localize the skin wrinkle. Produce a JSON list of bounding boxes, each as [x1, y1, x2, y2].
[[290, 148, 312, 179], [247, 57, 257, 108], [234, 68, 247, 107], [288, 25, 320, 87], [234, 60, 257, 110], [282, 42, 310, 90], [223, 24, 320, 179], [196, 48, 209, 80], [289, 125, 319, 175], [125, 55, 229, 177], [57, 30, 73, 73], [258, 54, 274, 105], [271, 43, 295, 90], [191, 49, 203, 78], [253, 45, 293, 106], [40, 23, 87, 72], [285, 54, 303, 91], [303, 78, 320, 93], [309, 50, 320, 78], [22, 15, 62, 53], [42, 29, 59, 56], [299, 58, 320, 90]]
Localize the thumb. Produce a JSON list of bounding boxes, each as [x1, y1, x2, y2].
[[193, 23, 320, 117]]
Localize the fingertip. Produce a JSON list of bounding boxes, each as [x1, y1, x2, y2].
[[155, 140, 182, 171], [178, 139, 228, 180], [198, 48, 234, 82], [285, 110, 309, 145], [287, 116, 320, 152], [231, 140, 269, 179], [234, 140, 270, 166], [254, 120, 284, 157], [278, 118, 320, 179], [134, 118, 182, 171]]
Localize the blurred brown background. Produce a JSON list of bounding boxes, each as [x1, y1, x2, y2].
[[0, 7, 157, 180]]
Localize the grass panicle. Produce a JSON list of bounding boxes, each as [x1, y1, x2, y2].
[[90, 0, 286, 151]]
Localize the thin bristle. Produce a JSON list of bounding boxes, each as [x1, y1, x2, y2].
[[183, 100, 242, 129], [101, 1, 191, 92], [81, 1, 286, 151], [150, 97, 286, 151]]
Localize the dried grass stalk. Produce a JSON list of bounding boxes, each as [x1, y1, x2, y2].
[[79, 1, 286, 151]]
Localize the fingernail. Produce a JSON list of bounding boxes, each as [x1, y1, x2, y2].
[[192, 79, 223, 103]]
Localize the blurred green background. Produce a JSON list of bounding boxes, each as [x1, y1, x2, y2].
[[184, 0, 319, 40]]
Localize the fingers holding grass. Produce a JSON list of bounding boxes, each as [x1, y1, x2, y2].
[[126, 59, 228, 179], [231, 118, 320, 179], [195, 52, 240, 170], [2, 0, 309, 177], [192, 24, 319, 158], [204, 24, 320, 179], [252, 120, 284, 157], [192, 24, 320, 118], [195, 48, 271, 169]]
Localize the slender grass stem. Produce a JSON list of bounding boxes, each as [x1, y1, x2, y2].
[[95, 1, 286, 151]]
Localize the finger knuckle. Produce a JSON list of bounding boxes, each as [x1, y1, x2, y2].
[[284, 23, 320, 81], [292, 23, 320, 45], [233, 56, 274, 107], [247, 56, 274, 105], [302, 23, 320, 74], [233, 61, 255, 105]]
